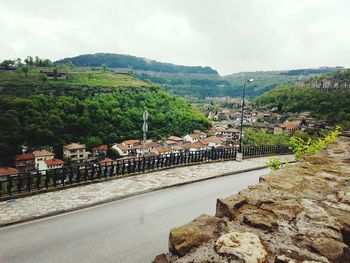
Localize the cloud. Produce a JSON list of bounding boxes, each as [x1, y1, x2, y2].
[[0, 0, 349, 75]]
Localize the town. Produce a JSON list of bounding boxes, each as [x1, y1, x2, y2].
[[0, 105, 328, 178]]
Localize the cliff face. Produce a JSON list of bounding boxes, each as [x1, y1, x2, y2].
[[155, 136, 350, 263], [296, 80, 350, 92]]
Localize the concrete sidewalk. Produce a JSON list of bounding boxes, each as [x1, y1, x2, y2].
[[0, 155, 294, 227]]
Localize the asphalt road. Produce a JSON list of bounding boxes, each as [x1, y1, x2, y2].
[[0, 168, 270, 263]]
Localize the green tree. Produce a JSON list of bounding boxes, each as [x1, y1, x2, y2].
[[22, 66, 29, 77], [101, 64, 108, 71], [1, 59, 15, 69], [53, 68, 58, 80]]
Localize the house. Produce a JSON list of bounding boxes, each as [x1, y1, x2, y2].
[[99, 158, 117, 166], [152, 147, 172, 155], [122, 139, 141, 148], [63, 143, 88, 163], [221, 128, 241, 141], [183, 131, 207, 143], [91, 145, 108, 157], [44, 159, 65, 170], [168, 136, 184, 144], [112, 143, 129, 156], [15, 153, 35, 172], [200, 136, 223, 148], [33, 149, 55, 169], [40, 70, 68, 80], [0, 167, 19, 179], [274, 121, 301, 135], [182, 142, 206, 152]]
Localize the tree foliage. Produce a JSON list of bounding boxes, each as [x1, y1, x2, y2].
[[254, 85, 350, 124], [0, 88, 210, 165]]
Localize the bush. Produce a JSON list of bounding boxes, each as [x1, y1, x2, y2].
[[266, 158, 284, 170], [290, 126, 341, 159]]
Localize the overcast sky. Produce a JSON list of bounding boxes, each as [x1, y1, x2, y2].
[[1, 0, 349, 75]]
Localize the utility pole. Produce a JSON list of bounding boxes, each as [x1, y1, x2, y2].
[[142, 110, 149, 152]]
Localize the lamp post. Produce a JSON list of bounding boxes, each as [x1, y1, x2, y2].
[[238, 78, 254, 154]]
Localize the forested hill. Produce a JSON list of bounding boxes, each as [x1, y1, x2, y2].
[[0, 65, 210, 165], [55, 53, 218, 74], [254, 85, 350, 125]]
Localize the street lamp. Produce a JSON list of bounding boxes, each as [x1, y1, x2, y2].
[[239, 78, 254, 154]]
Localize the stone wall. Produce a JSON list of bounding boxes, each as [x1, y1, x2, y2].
[[154, 136, 350, 263]]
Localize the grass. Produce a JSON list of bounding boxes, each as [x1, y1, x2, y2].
[[0, 67, 151, 89]]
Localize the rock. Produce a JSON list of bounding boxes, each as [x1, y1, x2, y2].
[[169, 214, 227, 256], [152, 254, 169, 263], [214, 231, 267, 263], [240, 205, 278, 231], [275, 255, 296, 263], [162, 138, 350, 262], [308, 236, 350, 263], [215, 194, 246, 219]]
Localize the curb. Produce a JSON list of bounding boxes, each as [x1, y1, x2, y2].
[[0, 160, 295, 228]]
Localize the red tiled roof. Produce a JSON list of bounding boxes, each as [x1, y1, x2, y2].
[[15, 153, 35, 161], [92, 145, 108, 151], [182, 142, 205, 149], [122, 139, 140, 145], [200, 136, 222, 145], [45, 159, 64, 166], [99, 158, 117, 165], [33, 149, 55, 157], [168, 136, 183, 141], [155, 147, 172, 154], [0, 167, 19, 176]]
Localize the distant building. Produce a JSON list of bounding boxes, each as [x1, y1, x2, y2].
[[112, 143, 129, 156], [33, 150, 55, 169], [0, 167, 19, 178], [15, 153, 35, 172], [91, 145, 108, 158], [44, 159, 65, 170], [200, 136, 223, 148], [183, 131, 207, 143], [63, 143, 88, 163], [122, 139, 141, 148], [274, 121, 301, 135], [152, 147, 172, 155], [182, 142, 206, 152]]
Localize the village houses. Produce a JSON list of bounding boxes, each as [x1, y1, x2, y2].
[[63, 143, 88, 163], [33, 149, 55, 170], [15, 153, 35, 172]]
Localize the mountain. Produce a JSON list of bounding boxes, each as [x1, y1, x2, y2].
[[55, 54, 343, 98], [55, 53, 218, 75]]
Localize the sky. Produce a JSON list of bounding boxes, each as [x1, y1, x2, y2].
[[1, 0, 350, 75]]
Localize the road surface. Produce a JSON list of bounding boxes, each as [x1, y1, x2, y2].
[[0, 168, 269, 263]]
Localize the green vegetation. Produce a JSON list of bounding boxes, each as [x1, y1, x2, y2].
[[55, 53, 218, 74], [307, 69, 350, 83], [290, 127, 341, 159], [56, 54, 342, 98], [266, 157, 286, 170], [0, 62, 210, 166], [243, 128, 290, 146], [254, 85, 350, 124]]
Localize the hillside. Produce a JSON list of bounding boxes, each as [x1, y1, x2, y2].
[[223, 67, 341, 98], [55, 54, 342, 98], [254, 84, 350, 124], [55, 53, 218, 74], [0, 66, 210, 165]]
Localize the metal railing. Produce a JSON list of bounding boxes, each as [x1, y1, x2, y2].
[[0, 145, 291, 199]]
